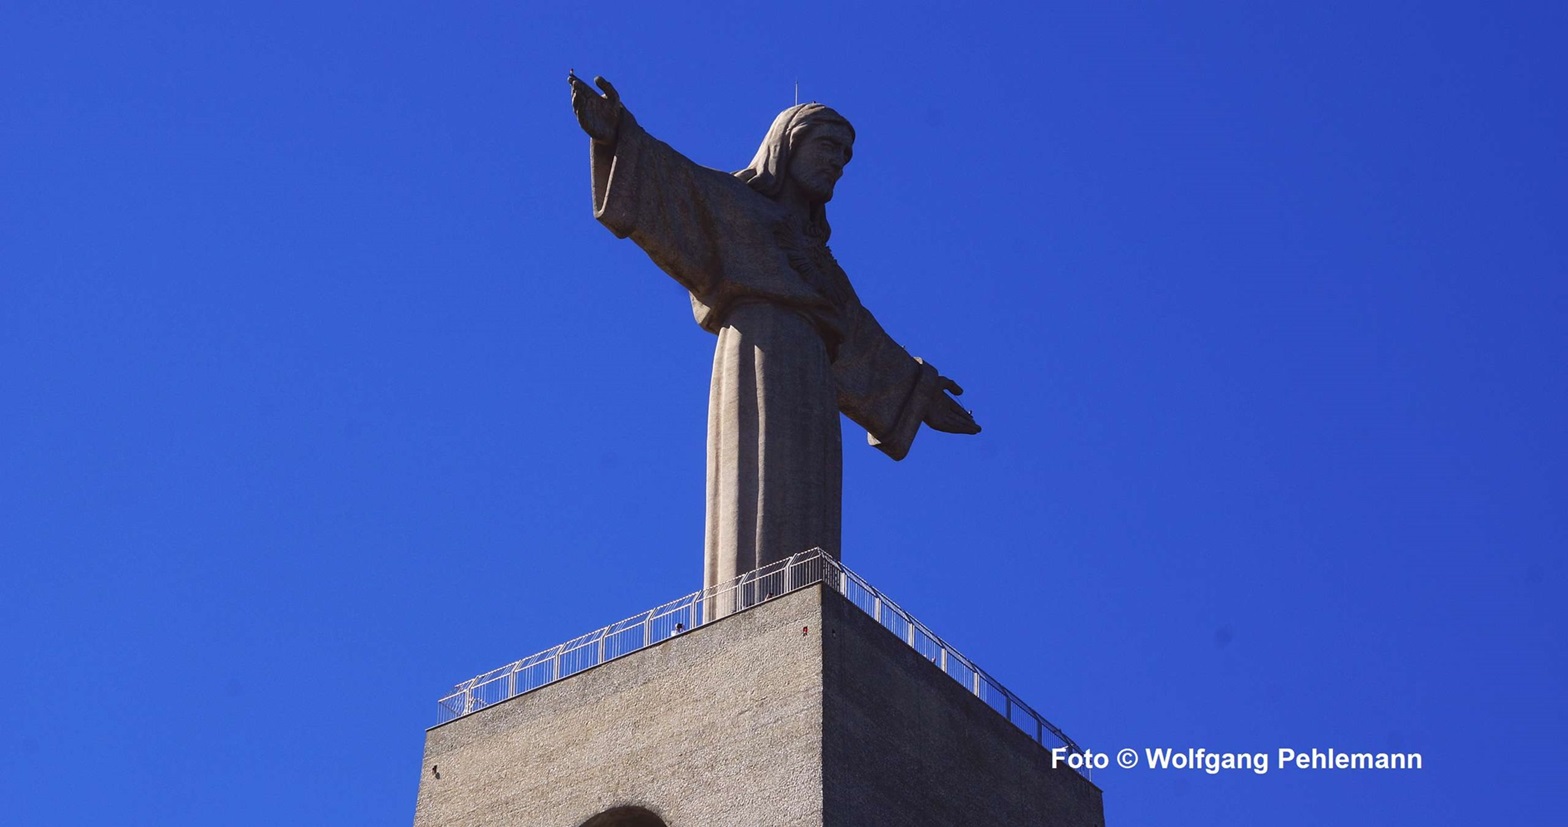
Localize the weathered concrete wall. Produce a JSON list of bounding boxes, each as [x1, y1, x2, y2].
[[412, 587, 826, 827], [412, 585, 1105, 827], [820, 589, 1104, 826]]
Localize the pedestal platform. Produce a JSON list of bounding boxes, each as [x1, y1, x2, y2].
[[412, 584, 1103, 827]]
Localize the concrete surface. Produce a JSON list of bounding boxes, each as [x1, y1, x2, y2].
[[412, 585, 1103, 827]]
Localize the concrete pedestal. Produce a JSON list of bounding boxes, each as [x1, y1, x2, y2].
[[412, 585, 1103, 827]]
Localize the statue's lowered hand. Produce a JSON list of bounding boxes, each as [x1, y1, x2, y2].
[[924, 376, 980, 435], [569, 72, 623, 144]]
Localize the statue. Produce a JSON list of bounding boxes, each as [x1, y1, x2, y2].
[[569, 74, 979, 600]]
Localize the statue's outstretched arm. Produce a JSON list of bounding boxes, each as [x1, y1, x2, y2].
[[835, 304, 980, 458], [568, 73, 741, 300]]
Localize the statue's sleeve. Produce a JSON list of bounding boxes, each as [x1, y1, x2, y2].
[[591, 115, 735, 297], [832, 306, 945, 462]]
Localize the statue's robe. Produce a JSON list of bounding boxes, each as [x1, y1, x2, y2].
[[590, 114, 943, 598]]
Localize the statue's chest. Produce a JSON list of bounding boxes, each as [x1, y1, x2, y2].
[[789, 242, 857, 310]]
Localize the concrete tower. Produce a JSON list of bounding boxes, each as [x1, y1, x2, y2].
[[411, 572, 1103, 827]]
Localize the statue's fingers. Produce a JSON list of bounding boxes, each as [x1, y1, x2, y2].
[[927, 400, 980, 435], [951, 403, 980, 434], [951, 399, 979, 433], [569, 76, 598, 107], [942, 377, 965, 396], [594, 76, 620, 103]]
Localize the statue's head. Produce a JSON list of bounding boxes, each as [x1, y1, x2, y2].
[[736, 104, 856, 238]]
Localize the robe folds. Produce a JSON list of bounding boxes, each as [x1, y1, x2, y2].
[[590, 114, 943, 595]]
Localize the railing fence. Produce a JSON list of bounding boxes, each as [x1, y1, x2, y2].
[[433, 548, 1088, 778]]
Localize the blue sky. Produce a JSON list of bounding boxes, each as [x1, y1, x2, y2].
[[2, 2, 1563, 824]]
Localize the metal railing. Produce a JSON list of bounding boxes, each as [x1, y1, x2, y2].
[[433, 549, 1089, 778]]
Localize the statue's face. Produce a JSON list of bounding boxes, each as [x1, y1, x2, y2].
[[788, 124, 854, 202]]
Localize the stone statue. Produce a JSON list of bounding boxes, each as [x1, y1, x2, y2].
[[569, 74, 979, 598]]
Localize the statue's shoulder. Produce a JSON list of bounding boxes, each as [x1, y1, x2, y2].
[[692, 159, 787, 223]]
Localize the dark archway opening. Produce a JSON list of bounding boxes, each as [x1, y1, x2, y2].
[[579, 805, 669, 827]]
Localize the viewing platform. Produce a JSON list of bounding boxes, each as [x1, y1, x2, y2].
[[431, 549, 1089, 780], [413, 552, 1103, 827]]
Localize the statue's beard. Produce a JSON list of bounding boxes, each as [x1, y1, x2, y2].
[[796, 170, 840, 203]]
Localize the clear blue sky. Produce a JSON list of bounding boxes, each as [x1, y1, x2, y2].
[[3, 2, 1563, 824]]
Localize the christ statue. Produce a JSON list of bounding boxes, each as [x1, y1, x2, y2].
[[569, 74, 979, 599]]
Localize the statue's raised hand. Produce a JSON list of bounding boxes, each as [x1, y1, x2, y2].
[[924, 377, 980, 435], [569, 73, 623, 145]]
